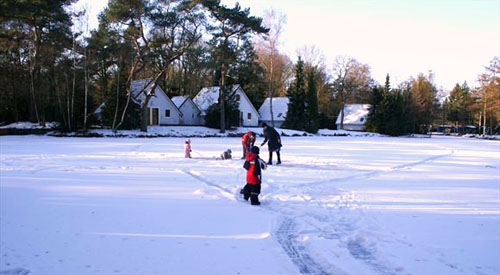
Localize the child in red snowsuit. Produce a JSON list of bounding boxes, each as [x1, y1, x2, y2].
[[241, 131, 256, 159], [242, 146, 267, 205]]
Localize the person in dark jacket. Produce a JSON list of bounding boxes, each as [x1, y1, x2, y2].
[[241, 146, 267, 205], [260, 123, 282, 165]]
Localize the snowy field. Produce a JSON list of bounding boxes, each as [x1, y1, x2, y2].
[[0, 135, 499, 275]]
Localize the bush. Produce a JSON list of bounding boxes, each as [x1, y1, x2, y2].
[[100, 97, 141, 130], [317, 112, 335, 129], [204, 102, 239, 130]]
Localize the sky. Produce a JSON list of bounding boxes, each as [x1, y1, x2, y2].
[[77, 0, 499, 92]]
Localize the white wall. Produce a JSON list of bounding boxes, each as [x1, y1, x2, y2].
[[179, 100, 201, 125], [146, 88, 180, 125], [236, 88, 259, 127], [337, 123, 365, 131]]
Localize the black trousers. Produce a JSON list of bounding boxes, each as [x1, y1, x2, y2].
[[242, 183, 261, 204], [268, 150, 281, 164]]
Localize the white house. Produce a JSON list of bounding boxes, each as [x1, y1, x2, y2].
[[258, 97, 289, 128], [336, 104, 371, 131], [171, 96, 201, 125], [131, 79, 182, 126], [193, 85, 260, 127]]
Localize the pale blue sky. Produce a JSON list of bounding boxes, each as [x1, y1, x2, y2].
[[79, 0, 499, 91]]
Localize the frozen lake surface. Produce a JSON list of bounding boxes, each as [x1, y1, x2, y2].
[[1, 135, 499, 275]]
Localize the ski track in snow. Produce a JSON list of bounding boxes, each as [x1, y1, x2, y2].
[[183, 145, 456, 275], [0, 269, 31, 275], [299, 145, 455, 187]]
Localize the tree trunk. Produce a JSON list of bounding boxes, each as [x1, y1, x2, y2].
[[112, 68, 121, 131], [483, 102, 487, 135], [339, 88, 345, 130], [269, 48, 275, 127], [141, 96, 151, 132], [54, 75, 68, 129], [83, 49, 89, 131], [220, 65, 226, 133], [65, 73, 71, 132], [29, 67, 40, 125]]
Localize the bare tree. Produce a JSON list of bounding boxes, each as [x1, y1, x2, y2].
[[296, 45, 325, 71], [256, 9, 288, 127], [332, 56, 354, 130], [331, 56, 373, 129]]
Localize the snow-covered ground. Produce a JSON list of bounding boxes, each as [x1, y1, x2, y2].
[[0, 135, 499, 275]]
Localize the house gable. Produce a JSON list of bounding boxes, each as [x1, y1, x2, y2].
[[258, 97, 289, 122], [193, 85, 260, 126], [336, 104, 371, 130], [172, 96, 201, 125], [131, 79, 182, 125]]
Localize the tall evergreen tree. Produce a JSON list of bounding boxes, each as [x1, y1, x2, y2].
[[366, 75, 413, 136], [445, 82, 474, 131], [305, 68, 319, 133], [283, 57, 306, 130], [201, 0, 268, 132], [0, 0, 75, 125], [228, 37, 266, 108]]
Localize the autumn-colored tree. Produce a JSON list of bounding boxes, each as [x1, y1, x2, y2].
[[475, 57, 500, 134], [410, 72, 438, 133]]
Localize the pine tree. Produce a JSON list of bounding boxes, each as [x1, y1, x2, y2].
[[446, 83, 474, 131], [229, 38, 266, 108], [283, 57, 306, 130], [305, 68, 319, 133]]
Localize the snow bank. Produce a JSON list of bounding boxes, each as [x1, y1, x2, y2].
[[0, 121, 59, 129]]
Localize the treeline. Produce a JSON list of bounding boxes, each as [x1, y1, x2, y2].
[[0, 0, 498, 135]]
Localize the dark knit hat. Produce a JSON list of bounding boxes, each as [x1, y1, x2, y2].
[[250, 146, 260, 154]]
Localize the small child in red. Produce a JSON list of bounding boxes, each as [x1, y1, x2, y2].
[[184, 139, 192, 158], [242, 146, 267, 205], [241, 131, 256, 159]]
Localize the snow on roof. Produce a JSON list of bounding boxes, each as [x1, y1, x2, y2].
[[171, 96, 188, 108], [193, 85, 240, 113], [130, 79, 157, 101], [336, 104, 371, 125], [258, 97, 289, 121]]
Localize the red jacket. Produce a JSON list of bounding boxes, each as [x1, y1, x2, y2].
[[245, 152, 261, 184], [241, 132, 254, 150]]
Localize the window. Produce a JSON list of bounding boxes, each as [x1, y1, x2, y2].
[[360, 117, 364, 122], [277, 113, 282, 118], [165, 109, 171, 118], [236, 95, 241, 101], [247, 113, 251, 120]]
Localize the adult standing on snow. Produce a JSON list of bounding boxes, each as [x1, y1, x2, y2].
[[260, 123, 282, 165], [241, 131, 256, 159]]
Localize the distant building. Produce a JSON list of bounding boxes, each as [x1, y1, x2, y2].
[[131, 79, 182, 126], [193, 85, 260, 127], [258, 97, 289, 128], [336, 104, 371, 131], [171, 96, 202, 125]]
